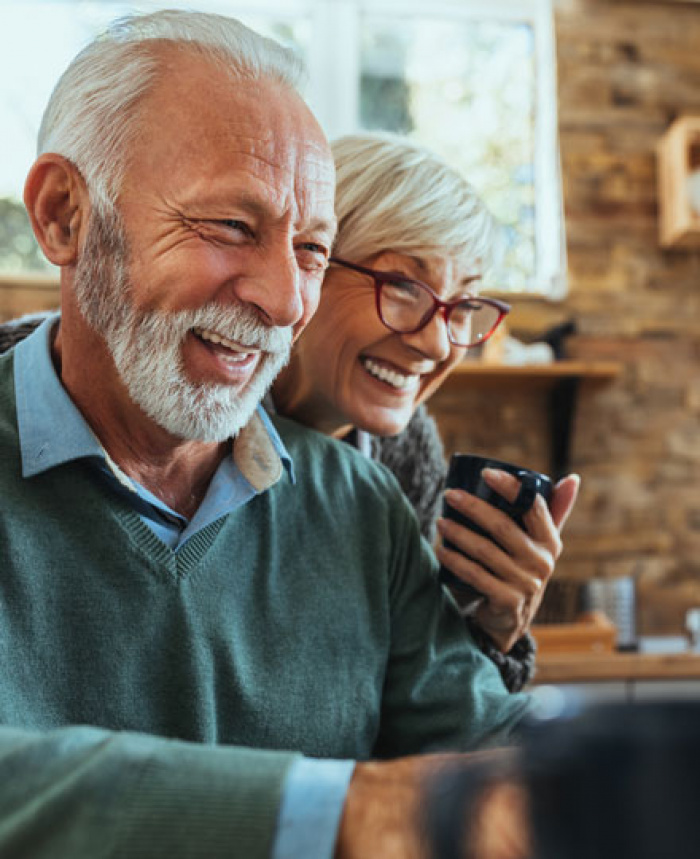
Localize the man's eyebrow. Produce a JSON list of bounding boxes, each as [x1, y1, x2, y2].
[[304, 216, 337, 239], [227, 195, 273, 219]]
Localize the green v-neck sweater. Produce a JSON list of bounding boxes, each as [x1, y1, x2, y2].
[[0, 349, 528, 858]]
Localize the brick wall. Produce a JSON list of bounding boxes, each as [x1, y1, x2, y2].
[[429, 0, 700, 634]]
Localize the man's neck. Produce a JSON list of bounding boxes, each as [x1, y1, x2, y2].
[[52, 319, 229, 519], [272, 365, 354, 440]]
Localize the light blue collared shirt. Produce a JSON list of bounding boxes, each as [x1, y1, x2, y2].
[[11, 316, 355, 858], [14, 314, 295, 551]]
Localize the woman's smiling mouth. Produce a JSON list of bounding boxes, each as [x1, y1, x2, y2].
[[360, 356, 421, 392]]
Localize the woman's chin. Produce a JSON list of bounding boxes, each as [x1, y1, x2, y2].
[[354, 405, 414, 438]]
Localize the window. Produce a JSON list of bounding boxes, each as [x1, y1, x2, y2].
[[0, 0, 564, 295]]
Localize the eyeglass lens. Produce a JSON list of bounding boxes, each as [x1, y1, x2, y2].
[[379, 278, 500, 347]]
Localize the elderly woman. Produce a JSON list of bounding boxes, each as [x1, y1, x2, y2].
[[271, 132, 579, 690]]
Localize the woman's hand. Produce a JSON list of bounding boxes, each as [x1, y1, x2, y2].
[[435, 469, 580, 653]]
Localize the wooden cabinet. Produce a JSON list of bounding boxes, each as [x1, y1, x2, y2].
[[657, 114, 700, 248]]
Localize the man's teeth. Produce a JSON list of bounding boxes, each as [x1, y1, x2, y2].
[[362, 358, 417, 390], [194, 327, 256, 354]]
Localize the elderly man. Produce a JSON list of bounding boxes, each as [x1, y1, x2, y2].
[[0, 10, 529, 859]]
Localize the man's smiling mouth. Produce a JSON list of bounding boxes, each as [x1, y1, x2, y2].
[[193, 327, 259, 362]]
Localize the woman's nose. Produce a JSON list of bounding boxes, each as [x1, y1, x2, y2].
[[400, 311, 452, 362]]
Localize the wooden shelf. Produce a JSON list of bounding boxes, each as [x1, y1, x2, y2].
[[532, 652, 700, 684], [446, 360, 622, 391]]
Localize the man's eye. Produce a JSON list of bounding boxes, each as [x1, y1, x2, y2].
[[299, 242, 328, 256], [296, 243, 329, 272], [220, 219, 252, 236]]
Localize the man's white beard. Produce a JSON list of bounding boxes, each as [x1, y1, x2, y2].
[[73, 205, 292, 442], [107, 304, 291, 442]]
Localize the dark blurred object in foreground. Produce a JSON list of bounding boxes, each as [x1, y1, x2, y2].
[[426, 701, 700, 859]]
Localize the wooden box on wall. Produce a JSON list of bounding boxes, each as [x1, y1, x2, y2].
[[657, 115, 700, 248]]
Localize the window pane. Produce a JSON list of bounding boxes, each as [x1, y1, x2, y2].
[[359, 14, 537, 292], [0, 1, 310, 274]]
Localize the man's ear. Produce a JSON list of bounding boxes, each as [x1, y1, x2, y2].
[[23, 154, 90, 267]]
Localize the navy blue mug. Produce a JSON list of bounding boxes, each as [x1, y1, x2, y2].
[[438, 454, 553, 601]]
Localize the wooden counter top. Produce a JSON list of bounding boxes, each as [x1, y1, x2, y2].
[[532, 651, 700, 684]]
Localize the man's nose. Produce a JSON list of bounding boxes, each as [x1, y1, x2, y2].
[[400, 312, 452, 362], [233, 244, 304, 329]]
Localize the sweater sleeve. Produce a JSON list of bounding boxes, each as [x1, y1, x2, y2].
[[0, 724, 299, 859], [370, 405, 537, 694], [373, 499, 531, 759]]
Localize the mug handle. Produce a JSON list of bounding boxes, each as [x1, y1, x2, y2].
[[510, 472, 540, 516]]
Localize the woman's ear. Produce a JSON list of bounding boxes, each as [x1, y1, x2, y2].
[[23, 154, 89, 267]]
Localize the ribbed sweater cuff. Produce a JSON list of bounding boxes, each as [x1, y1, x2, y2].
[[117, 739, 300, 859]]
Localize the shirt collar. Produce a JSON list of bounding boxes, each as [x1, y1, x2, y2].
[[13, 314, 293, 486], [15, 314, 104, 477]]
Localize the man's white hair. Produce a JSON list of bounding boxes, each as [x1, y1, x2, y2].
[[38, 9, 305, 210], [331, 132, 501, 272]]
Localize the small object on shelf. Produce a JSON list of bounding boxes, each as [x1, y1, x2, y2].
[[533, 611, 617, 656], [539, 319, 577, 361], [501, 336, 554, 366], [685, 607, 700, 651], [657, 114, 700, 248], [581, 575, 637, 651], [481, 323, 556, 367], [480, 318, 508, 364], [688, 170, 700, 216]]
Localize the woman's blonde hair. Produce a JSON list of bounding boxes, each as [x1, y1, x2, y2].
[[331, 132, 500, 272]]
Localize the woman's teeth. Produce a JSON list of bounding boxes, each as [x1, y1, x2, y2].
[[362, 357, 417, 390]]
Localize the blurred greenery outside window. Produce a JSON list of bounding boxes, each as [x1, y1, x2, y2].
[[0, 0, 564, 296]]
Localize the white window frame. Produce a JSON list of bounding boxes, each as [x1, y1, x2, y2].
[[229, 0, 566, 296], [0, 0, 565, 295]]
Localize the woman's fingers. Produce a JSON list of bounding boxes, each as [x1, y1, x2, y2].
[[437, 539, 542, 604], [437, 515, 551, 587], [442, 489, 552, 573], [549, 474, 580, 532]]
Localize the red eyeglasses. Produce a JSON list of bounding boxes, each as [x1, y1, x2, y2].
[[329, 257, 510, 348]]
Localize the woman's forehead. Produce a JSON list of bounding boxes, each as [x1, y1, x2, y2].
[[376, 251, 483, 291]]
